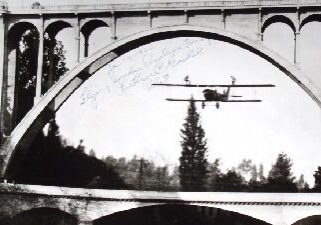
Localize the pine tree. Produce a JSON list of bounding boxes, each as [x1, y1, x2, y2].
[[179, 98, 208, 191], [265, 153, 297, 192]]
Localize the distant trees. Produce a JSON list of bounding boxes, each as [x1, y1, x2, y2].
[[179, 98, 208, 191], [104, 155, 175, 191]]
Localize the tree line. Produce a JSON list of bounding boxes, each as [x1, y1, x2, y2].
[[9, 116, 321, 193]]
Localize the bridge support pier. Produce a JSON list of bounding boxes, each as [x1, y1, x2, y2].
[[35, 16, 44, 103], [0, 14, 7, 142], [294, 32, 300, 66]]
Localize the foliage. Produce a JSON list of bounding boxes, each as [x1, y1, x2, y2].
[[15, 28, 68, 124], [264, 153, 297, 192], [13, 120, 126, 189], [179, 98, 208, 191], [215, 170, 247, 192]]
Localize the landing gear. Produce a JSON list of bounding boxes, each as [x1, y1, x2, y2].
[[201, 101, 206, 109], [216, 102, 220, 109]]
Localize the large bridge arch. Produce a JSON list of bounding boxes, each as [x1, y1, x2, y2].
[[1, 24, 321, 179]]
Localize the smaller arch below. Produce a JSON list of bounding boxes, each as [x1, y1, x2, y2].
[[81, 19, 109, 38], [262, 15, 296, 34], [300, 14, 321, 31], [45, 20, 73, 39], [11, 207, 78, 225], [94, 204, 271, 225], [292, 215, 321, 225]]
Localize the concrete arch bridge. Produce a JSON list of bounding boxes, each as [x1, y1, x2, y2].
[[1, 184, 321, 225], [0, 3, 321, 225]]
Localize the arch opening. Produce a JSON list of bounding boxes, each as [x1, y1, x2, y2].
[[10, 207, 77, 225], [261, 15, 296, 34], [1, 22, 39, 139], [81, 20, 110, 58], [1, 25, 321, 181], [292, 215, 321, 225], [300, 14, 321, 31], [94, 204, 271, 225], [42, 21, 71, 94]]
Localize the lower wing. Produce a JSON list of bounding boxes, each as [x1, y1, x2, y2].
[[166, 98, 261, 102], [221, 100, 262, 102], [166, 98, 206, 102]]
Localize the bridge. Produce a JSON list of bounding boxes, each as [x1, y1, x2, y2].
[[1, 183, 321, 225], [1, 1, 321, 225]]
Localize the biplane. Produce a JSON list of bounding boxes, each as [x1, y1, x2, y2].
[[152, 76, 275, 109]]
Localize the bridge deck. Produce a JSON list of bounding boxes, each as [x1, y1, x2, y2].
[[2, 0, 321, 14], [1, 183, 321, 205]]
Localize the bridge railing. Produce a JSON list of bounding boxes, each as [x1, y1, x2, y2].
[[5, 0, 321, 12]]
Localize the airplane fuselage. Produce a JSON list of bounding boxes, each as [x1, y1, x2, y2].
[[203, 89, 228, 101]]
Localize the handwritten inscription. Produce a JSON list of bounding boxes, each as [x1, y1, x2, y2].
[[80, 38, 211, 108]]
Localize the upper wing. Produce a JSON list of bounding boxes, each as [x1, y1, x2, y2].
[[152, 83, 275, 88]]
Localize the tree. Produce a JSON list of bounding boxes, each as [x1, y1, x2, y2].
[[89, 149, 96, 157], [258, 164, 266, 183], [237, 159, 253, 181], [297, 174, 305, 191], [179, 98, 208, 191], [265, 153, 297, 192], [313, 166, 321, 192], [207, 159, 222, 191], [216, 170, 247, 192], [250, 165, 258, 182], [248, 165, 263, 192]]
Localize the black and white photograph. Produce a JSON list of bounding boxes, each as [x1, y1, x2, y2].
[[1, 0, 321, 225]]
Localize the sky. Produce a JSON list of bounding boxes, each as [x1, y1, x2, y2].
[[48, 21, 321, 186]]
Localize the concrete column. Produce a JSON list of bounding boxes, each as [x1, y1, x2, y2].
[[75, 15, 81, 63], [4, 48, 16, 134], [0, 14, 6, 130], [184, 10, 189, 24], [35, 15, 44, 103], [257, 8, 263, 41], [147, 10, 152, 28], [221, 9, 226, 30], [47, 41, 55, 90], [84, 35, 89, 58], [111, 11, 117, 40], [294, 32, 300, 66], [295, 7, 300, 66]]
